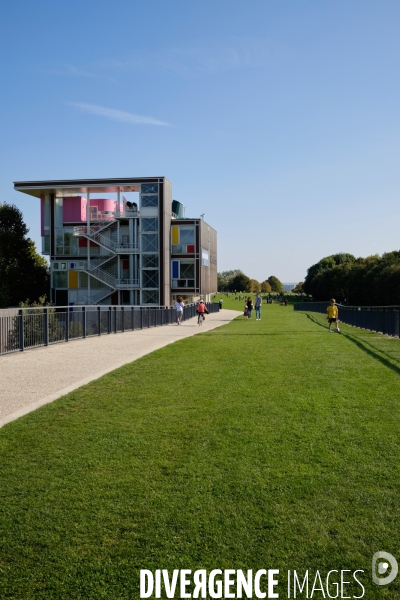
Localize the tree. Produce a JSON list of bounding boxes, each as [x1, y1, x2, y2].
[[292, 282, 304, 294], [217, 270, 244, 292], [250, 278, 261, 292], [0, 203, 49, 307], [228, 273, 252, 293], [267, 276, 283, 293], [303, 253, 356, 296], [260, 280, 272, 293]]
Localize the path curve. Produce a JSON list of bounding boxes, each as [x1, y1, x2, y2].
[[0, 309, 241, 428]]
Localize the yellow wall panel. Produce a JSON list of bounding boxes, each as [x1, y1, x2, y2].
[[69, 270, 78, 289], [172, 226, 179, 245]]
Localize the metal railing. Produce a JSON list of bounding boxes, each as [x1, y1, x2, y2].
[[74, 226, 140, 254], [294, 302, 400, 338], [0, 303, 220, 355]]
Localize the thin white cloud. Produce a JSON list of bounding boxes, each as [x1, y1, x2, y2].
[[68, 103, 172, 126], [99, 37, 283, 77], [39, 65, 117, 84]]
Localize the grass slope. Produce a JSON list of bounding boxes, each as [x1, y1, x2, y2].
[[0, 306, 399, 598]]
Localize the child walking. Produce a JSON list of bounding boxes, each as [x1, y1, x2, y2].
[[327, 299, 340, 332]]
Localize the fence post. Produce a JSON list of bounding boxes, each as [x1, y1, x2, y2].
[[141, 307, 143, 330], [83, 306, 87, 338], [66, 307, 69, 342], [132, 306, 135, 331], [122, 307, 125, 332], [108, 307, 111, 334], [19, 309, 24, 352], [44, 307, 49, 346], [98, 306, 101, 336]]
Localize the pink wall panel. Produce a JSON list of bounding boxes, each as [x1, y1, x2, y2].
[[63, 197, 116, 223]]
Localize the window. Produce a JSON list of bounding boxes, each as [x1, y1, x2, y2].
[[179, 227, 195, 244], [55, 197, 63, 227], [142, 290, 159, 304], [141, 195, 158, 207], [171, 259, 195, 288], [180, 262, 194, 279], [55, 227, 78, 255], [142, 254, 158, 268], [171, 245, 185, 254], [142, 270, 159, 288], [141, 218, 158, 232], [141, 184, 158, 194], [141, 233, 158, 252], [53, 272, 68, 287]]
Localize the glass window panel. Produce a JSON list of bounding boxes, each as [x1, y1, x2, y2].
[[179, 227, 194, 244], [79, 273, 88, 287], [42, 235, 50, 254], [142, 254, 158, 268], [141, 195, 158, 207], [53, 272, 68, 287], [141, 184, 158, 194], [141, 218, 158, 232], [187, 280, 195, 287], [171, 245, 185, 254], [180, 262, 195, 279], [142, 270, 159, 288], [142, 290, 159, 304], [55, 198, 63, 227], [141, 234, 158, 252]]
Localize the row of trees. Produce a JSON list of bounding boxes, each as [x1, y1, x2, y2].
[[303, 251, 400, 305], [0, 203, 49, 308], [217, 270, 284, 293]]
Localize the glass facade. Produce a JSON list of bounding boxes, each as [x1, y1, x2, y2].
[[141, 195, 158, 208], [142, 290, 159, 304], [141, 218, 158, 232], [55, 227, 79, 255], [142, 254, 158, 268], [171, 225, 195, 253], [171, 259, 195, 288], [141, 233, 158, 253]]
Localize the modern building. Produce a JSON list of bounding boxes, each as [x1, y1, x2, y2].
[[14, 177, 217, 307]]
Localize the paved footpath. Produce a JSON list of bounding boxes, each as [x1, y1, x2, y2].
[[0, 309, 241, 428]]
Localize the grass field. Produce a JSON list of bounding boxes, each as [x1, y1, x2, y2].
[[1, 305, 400, 598]]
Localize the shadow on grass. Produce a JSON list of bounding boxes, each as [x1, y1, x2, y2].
[[304, 312, 400, 376]]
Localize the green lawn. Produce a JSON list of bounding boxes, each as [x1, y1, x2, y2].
[[0, 306, 400, 598]]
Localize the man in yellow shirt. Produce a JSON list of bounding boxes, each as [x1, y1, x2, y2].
[[327, 299, 340, 332]]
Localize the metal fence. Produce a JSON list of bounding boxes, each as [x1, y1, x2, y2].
[[0, 303, 220, 355], [294, 302, 400, 338]]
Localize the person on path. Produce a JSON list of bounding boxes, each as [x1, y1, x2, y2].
[[196, 299, 208, 324], [175, 296, 184, 325], [327, 299, 340, 332], [255, 293, 262, 320]]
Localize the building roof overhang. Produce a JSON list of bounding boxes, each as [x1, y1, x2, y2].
[[14, 177, 167, 198]]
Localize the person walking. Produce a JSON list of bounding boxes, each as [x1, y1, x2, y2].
[[246, 296, 254, 319], [327, 299, 340, 332], [255, 293, 262, 320], [175, 296, 184, 325]]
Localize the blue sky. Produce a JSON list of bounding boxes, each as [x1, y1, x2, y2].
[[1, 0, 399, 282]]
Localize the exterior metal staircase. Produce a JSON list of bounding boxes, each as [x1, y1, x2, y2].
[[73, 225, 139, 254]]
